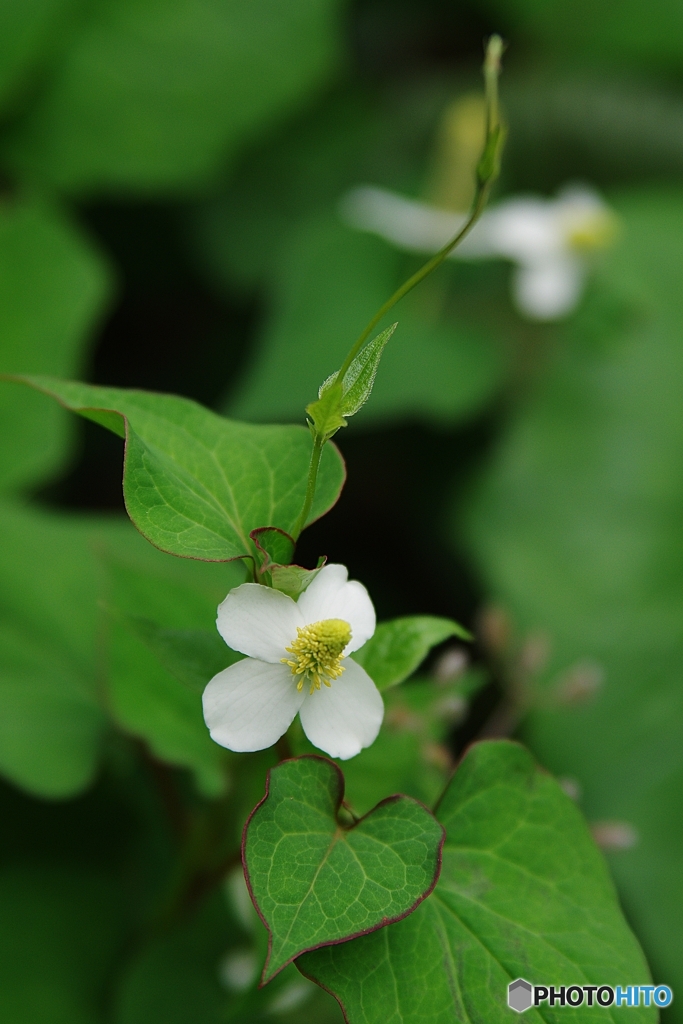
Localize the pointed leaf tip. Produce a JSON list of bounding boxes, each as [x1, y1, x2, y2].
[[315, 323, 397, 432]]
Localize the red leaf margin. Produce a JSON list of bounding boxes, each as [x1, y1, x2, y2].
[[241, 753, 446, 985]]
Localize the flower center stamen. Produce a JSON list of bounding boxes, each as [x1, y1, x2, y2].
[[565, 210, 618, 252], [282, 619, 352, 695]]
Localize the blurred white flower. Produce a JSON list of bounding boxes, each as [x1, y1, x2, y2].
[[341, 183, 617, 321], [202, 565, 382, 759], [224, 866, 259, 934], [218, 947, 259, 992], [267, 979, 315, 1015], [591, 821, 639, 851]]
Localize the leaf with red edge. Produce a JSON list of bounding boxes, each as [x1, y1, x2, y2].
[[250, 526, 326, 597], [298, 742, 655, 1024], [5, 376, 345, 562], [242, 755, 444, 983], [250, 527, 296, 571]]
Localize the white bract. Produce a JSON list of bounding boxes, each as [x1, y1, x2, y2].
[[341, 183, 617, 321], [202, 564, 382, 760]]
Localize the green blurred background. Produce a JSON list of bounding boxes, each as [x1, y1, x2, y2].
[[0, 0, 682, 1020]]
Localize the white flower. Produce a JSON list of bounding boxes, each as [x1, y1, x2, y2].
[[340, 183, 617, 321], [202, 564, 382, 760]]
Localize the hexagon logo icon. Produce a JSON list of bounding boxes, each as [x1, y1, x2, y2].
[[508, 979, 533, 1012]]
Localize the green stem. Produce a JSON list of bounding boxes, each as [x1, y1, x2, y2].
[[291, 34, 504, 548], [291, 432, 324, 541], [337, 182, 490, 382], [293, 186, 489, 548]]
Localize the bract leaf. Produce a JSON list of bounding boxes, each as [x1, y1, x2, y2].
[[268, 562, 325, 600], [9, 377, 346, 561], [321, 323, 397, 418], [250, 527, 324, 597], [353, 615, 471, 690], [299, 741, 655, 1024], [250, 524, 325, 598], [242, 755, 444, 983]]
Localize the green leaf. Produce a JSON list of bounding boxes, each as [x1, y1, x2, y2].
[[0, 497, 243, 798], [0, 0, 80, 115], [299, 741, 655, 1024], [353, 616, 471, 691], [342, 671, 487, 814], [335, 728, 445, 820], [320, 323, 397, 418], [339, 324, 397, 416], [11, 377, 346, 561], [293, 672, 483, 816], [0, 499, 117, 797], [123, 618, 239, 695], [0, 864, 125, 1024], [98, 541, 244, 626], [3, 0, 343, 194], [462, 188, 683, 1006], [0, 200, 111, 492], [102, 551, 244, 796], [109, 616, 231, 798], [242, 755, 444, 983]]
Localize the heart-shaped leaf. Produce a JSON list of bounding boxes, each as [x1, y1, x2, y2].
[[242, 755, 444, 983], [298, 741, 655, 1024], [8, 377, 345, 561]]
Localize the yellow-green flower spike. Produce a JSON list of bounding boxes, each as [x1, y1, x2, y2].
[[282, 619, 352, 694], [566, 208, 619, 252]]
